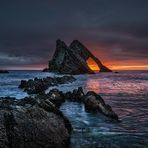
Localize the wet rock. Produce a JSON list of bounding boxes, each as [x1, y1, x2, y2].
[[84, 91, 118, 119], [63, 87, 84, 101], [18, 80, 27, 89], [71, 87, 85, 101], [64, 91, 73, 100], [19, 75, 76, 94], [0, 87, 119, 147], [0, 96, 72, 148], [47, 89, 65, 107], [48, 87, 118, 119], [0, 97, 16, 109]]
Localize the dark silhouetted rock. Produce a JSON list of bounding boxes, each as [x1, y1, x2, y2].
[[42, 68, 49, 72], [0, 70, 9, 73], [48, 40, 112, 74]]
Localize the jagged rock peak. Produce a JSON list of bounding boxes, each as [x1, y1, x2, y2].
[[48, 39, 112, 74], [69, 40, 85, 48], [56, 39, 67, 48]]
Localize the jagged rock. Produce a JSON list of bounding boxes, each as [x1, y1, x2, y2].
[[0, 86, 119, 147], [19, 76, 76, 94], [83, 91, 118, 119], [48, 39, 112, 74], [64, 87, 85, 101], [0, 97, 72, 148], [47, 89, 65, 107], [46, 87, 118, 120]]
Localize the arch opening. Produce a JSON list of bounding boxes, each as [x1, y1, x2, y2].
[[86, 57, 100, 71]]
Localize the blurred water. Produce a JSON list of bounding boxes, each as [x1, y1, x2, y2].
[[0, 70, 148, 147]]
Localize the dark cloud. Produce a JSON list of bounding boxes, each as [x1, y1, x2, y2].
[[0, 0, 148, 68]]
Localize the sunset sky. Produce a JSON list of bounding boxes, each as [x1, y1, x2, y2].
[[0, 0, 148, 70]]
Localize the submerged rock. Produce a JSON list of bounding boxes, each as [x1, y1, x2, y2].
[[0, 97, 72, 148], [48, 39, 112, 74]]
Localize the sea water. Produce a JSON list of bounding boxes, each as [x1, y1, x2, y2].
[[0, 70, 148, 147]]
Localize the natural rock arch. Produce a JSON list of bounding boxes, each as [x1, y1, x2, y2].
[[86, 57, 100, 71], [48, 40, 112, 74]]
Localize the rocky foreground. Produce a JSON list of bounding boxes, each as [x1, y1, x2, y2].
[[0, 96, 72, 148], [0, 86, 118, 148], [0, 75, 119, 148]]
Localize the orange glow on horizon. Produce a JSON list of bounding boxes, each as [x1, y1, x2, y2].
[[84, 43, 148, 71], [86, 57, 100, 71], [110, 65, 148, 70], [2, 64, 148, 71]]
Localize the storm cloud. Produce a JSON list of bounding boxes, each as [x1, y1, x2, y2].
[[0, 0, 148, 69]]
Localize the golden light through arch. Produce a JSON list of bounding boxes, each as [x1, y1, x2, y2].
[[86, 57, 100, 71]]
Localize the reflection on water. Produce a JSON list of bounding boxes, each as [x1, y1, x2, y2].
[[85, 79, 100, 93], [0, 70, 148, 147]]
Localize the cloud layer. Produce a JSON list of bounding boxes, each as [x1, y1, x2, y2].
[[0, 0, 148, 69]]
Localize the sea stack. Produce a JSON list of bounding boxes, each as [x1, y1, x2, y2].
[[48, 39, 112, 74]]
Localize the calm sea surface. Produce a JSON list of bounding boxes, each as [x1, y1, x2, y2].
[[0, 70, 148, 148]]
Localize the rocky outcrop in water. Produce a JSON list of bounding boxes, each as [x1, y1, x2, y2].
[[31, 87, 117, 120], [19, 76, 76, 94], [0, 96, 72, 148], [0, 86, 118, 148], [61, 87, 118, 120], [42, 68, 49, 72], [0, 70, 9, 73], [48, 40, 112, 74], [83, 91, 118, 119], [27, 87, 118, 119]]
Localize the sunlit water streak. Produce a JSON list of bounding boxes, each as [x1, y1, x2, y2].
[[0, 70, 148, 147]]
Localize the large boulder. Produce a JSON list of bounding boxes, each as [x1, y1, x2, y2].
[[48, 40, 112, 74], [83, 91, 118, 119], [0, 97, 72, 148]]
